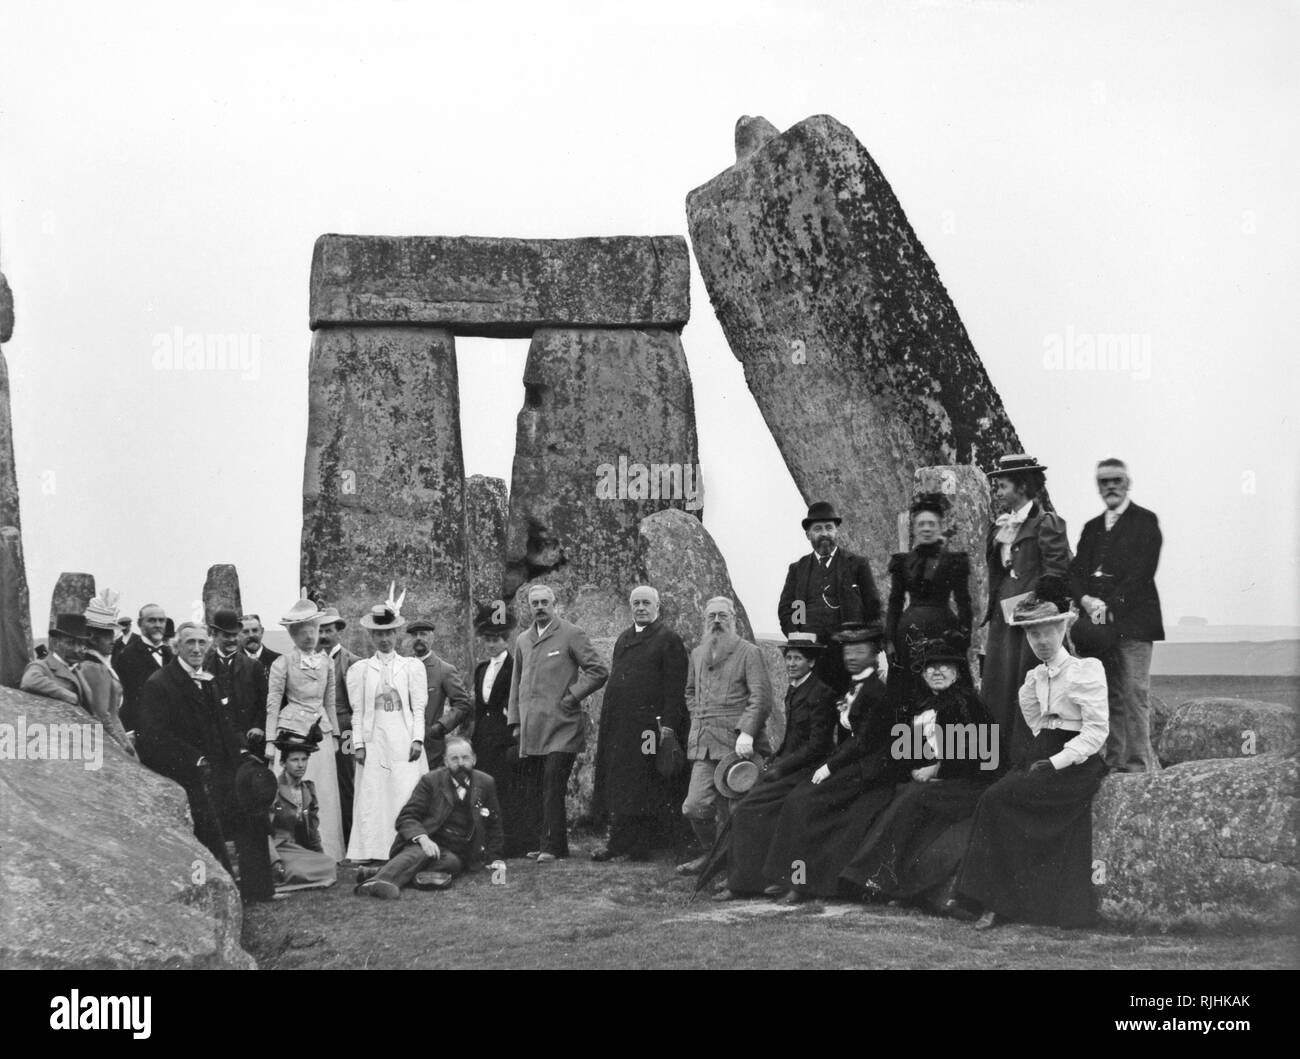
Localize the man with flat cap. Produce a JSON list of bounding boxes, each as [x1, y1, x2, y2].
[[406, 616, 473, 765], [778, 501, 881, 694], [318, 605, 360, 843]]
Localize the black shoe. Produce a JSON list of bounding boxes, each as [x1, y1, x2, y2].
[[591, 847, 620, 862]]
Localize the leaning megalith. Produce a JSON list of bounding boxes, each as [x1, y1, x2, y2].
[[687, 115, 1026, 573], [503, 326, 701, 639], [0, 271, 31, 684], [304, 234, 694, 670], [49, 572, 95, 631], [202, 564, 243, 625]]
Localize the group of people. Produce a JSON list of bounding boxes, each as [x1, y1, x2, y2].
[[21, 449, 1164, 929]]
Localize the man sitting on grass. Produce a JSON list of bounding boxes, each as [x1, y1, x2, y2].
[[355, 737, 506, 899]]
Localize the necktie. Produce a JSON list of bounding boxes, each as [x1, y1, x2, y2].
[[819, 555, 830, 568]]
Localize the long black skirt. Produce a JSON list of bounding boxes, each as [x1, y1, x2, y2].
[[761, 760, 898, 898], [840, 776, 990, 910], [726, 768, 812, 894], [955, 730, 1105, 927]]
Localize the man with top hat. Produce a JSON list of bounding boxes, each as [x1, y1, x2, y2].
[[354, 736, 506, 898], [470, 603, 531, 857], [204, 607, 269, 742], [507, 584, 608, 862], [22, 615, 85, 707], [318, 605, 360, 843], [675, 597, 773, 876], [405, 616, 473, 766], [714, 630, 839, 900], [136, 620, 271, 897], [1069, 458, 1164, 774], [114, 603, 172, 732], [346, 586, 429, 863], [75, 589, 136, 756], [955, 577, 1108, 929], [778, 501, 881, 694], [590, 585, 689, 863], [983, 453, 1071, 768], [239, 614, 280, 674]]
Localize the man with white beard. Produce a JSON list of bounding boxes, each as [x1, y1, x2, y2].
[[676, 597, 773, 876]]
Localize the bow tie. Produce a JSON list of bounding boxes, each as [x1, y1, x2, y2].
[[145, 643, 164, 655]]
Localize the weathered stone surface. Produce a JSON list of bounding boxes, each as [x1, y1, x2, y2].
[[466, 475, 508, 612], [300, 327, 471, 671], [49, 572, 95, 630], [504, 328, 702, 640], [0, 685, 254, 968], [0, 272, 12, 345], [0, 527, 33, 687], [310, 235, 690, 335], [1157, 698, 1297, 766], [202, 564, 242, 625], [912, 465, 991, 660], [1148, 694, 1171, 748], [735, 115, 779, 160], [687, 114, 1025, 573], [1093, 751, 1299, 928], [0, 346, 22, 530]]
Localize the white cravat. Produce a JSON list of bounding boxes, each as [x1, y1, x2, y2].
[[482, 650, 507, 703], [996, 500, 1034, 566]]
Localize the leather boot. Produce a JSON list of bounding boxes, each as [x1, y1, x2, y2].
[[675, 819, 717, 875]]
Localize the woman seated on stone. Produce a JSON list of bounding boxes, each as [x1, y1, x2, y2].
[[760, 621, 905, 904], [269, 731, 337, 892], [839, 631, 996, 917], [263, 599, 344, 862], [954, 576, 1109, 929]]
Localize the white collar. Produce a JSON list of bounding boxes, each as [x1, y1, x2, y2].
[[1105, 497, 1132, 518], [851, 666, 875, 683], [50, 651, 68, 666], [1044, 648, 1072, 676], [633, 623, 646, 633], [790, 672, 811, 689], [814, 546, 838, 562], [329, 643, 341, 658], [243, 645, 263, 658], [178, 657, 203, 678], [489, 649, 507, 664], [533, 619, 556, 638], [1013, 499, 1034, 522]]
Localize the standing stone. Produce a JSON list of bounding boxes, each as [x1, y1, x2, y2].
[[504, 328, 702, 641], [0, 527, 32, 686], [0, 272, 13, 345], [687, 114, 1027, 577], [465, 475, 508, 612], [49, 572, 95, 630], [201, 564, 243, 626], [300, 327, 471, 671]]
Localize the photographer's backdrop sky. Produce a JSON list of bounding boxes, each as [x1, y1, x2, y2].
[[1, 0, 1296, 641]]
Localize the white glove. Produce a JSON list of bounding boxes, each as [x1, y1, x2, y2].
[[811, 764, 831, 784], [911, 763, 941, 782], [734, 732, 754, 758]]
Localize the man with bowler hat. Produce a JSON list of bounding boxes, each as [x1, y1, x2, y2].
[[23, 614, 86, 706], [778, 501, 881, 693], [205, 607, 269, 739]]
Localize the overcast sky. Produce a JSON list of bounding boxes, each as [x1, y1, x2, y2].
[[1, 0, 1296, 641]]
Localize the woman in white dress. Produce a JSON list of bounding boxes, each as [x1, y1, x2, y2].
[[265, 599, 345, 862], [345, 589, 429, 863]]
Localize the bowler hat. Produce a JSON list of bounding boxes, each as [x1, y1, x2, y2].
[[986, 453, 1048, 480], [234, 757, 279, 814], [474, 603, 514, 634], [406, 618, 437, 634], [713, 750, 767, 799], [801, 501, 843, 530], [208, 608, 242, 634], [831, 620, 885, 646]]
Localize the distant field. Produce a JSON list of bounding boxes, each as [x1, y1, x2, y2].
[[1152, 675, 1299, 710]]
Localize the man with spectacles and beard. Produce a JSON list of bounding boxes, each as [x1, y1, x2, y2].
[[778, 501, 881, 694], [355, 737, 506, 898]]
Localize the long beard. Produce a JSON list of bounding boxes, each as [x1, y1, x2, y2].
[[450, 764, 472, 782], [704, 627, 739, 653]]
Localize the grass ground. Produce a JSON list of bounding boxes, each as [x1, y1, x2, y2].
[[243, 835, 1300, 971], [1151, 674, 1298, 710]]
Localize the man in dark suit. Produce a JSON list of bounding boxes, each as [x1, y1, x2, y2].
[[1070, 458, 1164, 774], [136, 621, 254, 882], [21, 615, 86, 706], [115, 603, 172, 732], [204, 608, 268, 741], [318, 605, 359, 843], [239, 614, 280, 672], [354, 736, 506, 897], [406, 618, 473, 763], [469, 605, 530, 857], [778, 501, 881, 693]]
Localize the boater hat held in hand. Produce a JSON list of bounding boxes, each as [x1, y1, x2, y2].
[[713, 751, 768, 799]]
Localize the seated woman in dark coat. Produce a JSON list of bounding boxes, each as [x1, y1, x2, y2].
[[269, 732, 337, 892], [714, 632, 839, 901], [954, 578, 1108, 929], [840, 631, 997, 916], [761, 621, 905, 904], [885, 493, 973, 709]]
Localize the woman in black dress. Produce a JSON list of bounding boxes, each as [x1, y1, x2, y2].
[[840, 632, 997, 916], [885, 493, 973, 709], [761, 621, 904, 903]]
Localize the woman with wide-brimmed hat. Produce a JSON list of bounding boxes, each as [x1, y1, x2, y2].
[[953, 579, 1108, 929], [268, 730, 338, 892], [839, 630, 996, 916], [885, 492, 974, 709], [263, 597, 345, 862], [75, 588, 137, 756]]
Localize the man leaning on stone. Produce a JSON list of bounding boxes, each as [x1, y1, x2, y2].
[[676, 596, 773, 876], [355, 737, 506, 898]]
